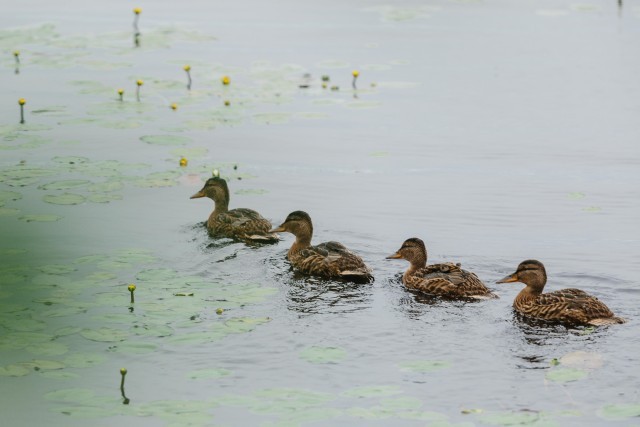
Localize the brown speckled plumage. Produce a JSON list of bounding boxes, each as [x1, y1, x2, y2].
[[497, 260, 625, 326], [270, 211, 373, 283], [190, 177, 278, 243], [387, 238, 496, 299]]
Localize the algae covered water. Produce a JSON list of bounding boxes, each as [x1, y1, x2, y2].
[[1, 0, 639, 425]]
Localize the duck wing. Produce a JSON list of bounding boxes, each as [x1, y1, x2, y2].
[[413, 263, 495, 298], [291, 241, 372, 283], [212, 208, 278, 242], [532, 288, 621, 324]]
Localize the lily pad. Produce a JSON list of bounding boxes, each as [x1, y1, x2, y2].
[[45, 388, 95, 403], [399, 360, 451, 373], [140, 134, 192, 146], [598, 403, 640, 420], [20, 359, 66, 371], [108, 341, 158, 354], [87, 194, 123, 203], [299, 346, 347, 364], [0, 207, 20, 216], [479, 411, 556, 426], [19, 214, 62, 222], [136, 268, 178, 282], [26, 342, 69, 356], [38, 264, 77, 275], [43, 193, 85, 205], [187, 368, 232, 380], [0, 364, 31, 377], [39, 180, 90, 190], [545, 368, 588, 383], [80, 327, 128, 342], [63, 352, 107, 368], [40, 371, 81, 380], [0, 190, 22, 202]]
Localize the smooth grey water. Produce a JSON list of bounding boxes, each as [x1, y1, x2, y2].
[[1, 0, 639, 426]]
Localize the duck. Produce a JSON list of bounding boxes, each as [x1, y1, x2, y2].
[[497, 259, 625, 326], [269, 211, 373, 283], [190, 176, 278, 243], [386, 238, 496, 299]]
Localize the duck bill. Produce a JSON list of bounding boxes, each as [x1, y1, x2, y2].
[[269, 225, 286, 233], [496, 273, 518, 284], [190, 189, 205, 199], [385, 252, 402, 260]]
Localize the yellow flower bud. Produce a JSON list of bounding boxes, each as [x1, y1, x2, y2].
[[171, 103, 178, 110], [120, 368, 128, 375], [221, 76, 230, 85], [183, 65, 191, 72], [352, 70, 360, 78], [136, 79, 143, 86], [127, 284, 136, 292], [224, 100, 230, 106], [117, 89, 124, 95], [133, 7, 142, 14], [216, 308, 224, 315], [13, 50, 20, 57], [179, 157, 188, 167], [18, 98, 26, 105]]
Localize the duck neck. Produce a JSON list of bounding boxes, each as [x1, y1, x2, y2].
[[514, 285, 541, 306], [287, 224, 313, 258], [211, 197, 229, 217], [406, 253, 427, 276]]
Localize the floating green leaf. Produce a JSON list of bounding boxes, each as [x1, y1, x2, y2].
[[0, 364, 31, 377], [43, 193, 85, 205], [187, 368, 232, 380], [38, 264, 77, 275], [26, 342, 69, 356], [0, 190, 22, 202], [19, 214, 63, 222], [39, 180, 90, 190], [299, 346, 346, 364], [63, 352, 107, 368], [45, 388, 95, 403], [140, 134, 192, 146], [0, 207, 20, 216], [598, 403, 640, 420], [87, 194, 123, 203], [80, 327, 128, 342], [109, 341, 158, 354], [545, 368, 588, 383], [479, 411, 557, 426]]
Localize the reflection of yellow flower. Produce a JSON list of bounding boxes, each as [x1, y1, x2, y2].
[[133, 7, 142, 14], [221, 75, 230, 85], [183, 65, 191, 72], [13, 50, 20, 57], [171, 103, 178, 110], [136, 79, 143, 86], [179, 157, 188, 167], [120, 368, 128, 375], [117, 89, 124, 95], [18, 98, 26, 105], [128, 284, 136, 292], [352, 70, 360, 78]]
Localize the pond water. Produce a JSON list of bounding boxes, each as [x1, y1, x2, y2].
[[1, 0, 639, 426]]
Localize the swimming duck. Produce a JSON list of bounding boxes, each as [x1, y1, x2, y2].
[[497, 260, 625, 326], [269, 211, 373, 283], [386, 238, 496, 299], [190, 176, 278, 243]]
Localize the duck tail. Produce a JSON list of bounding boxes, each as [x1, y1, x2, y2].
[[588, 316, 626, 326], [340, 270, 374, 284], [247, 233, 279, 243]]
